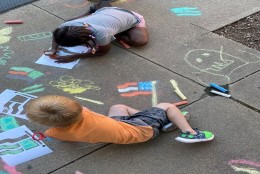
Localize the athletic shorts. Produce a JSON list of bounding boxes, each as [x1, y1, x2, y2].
[[111, 107, 170, 138], [131, 11, 146, 28]]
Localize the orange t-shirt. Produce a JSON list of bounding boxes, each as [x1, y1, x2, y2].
[[45, 108, 153, 144]]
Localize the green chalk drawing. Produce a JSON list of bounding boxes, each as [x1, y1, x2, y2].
[[21, 84, 44, 94], [0, 171, 9, 174], [10, 67, 34, 73], [19, 138, 39, 150], [0, 148, 24, 155], [0, 46, 14, 65], [0, 60, 7, 65], [8, 67, 45, 81], [1, 124, 18, 131], [27, 71, 44, 79], [0, 144, 20, 150], [17, 32, 52, 41], [0, 116, 19, 132]]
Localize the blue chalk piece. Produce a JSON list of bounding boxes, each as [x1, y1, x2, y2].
[[210, 83, 228, 93]]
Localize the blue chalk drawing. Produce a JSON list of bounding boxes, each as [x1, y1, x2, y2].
[[171, 7, 202, 16]]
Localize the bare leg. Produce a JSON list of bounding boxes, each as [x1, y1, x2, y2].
[[116, 27, 149, 46], [154, 103, 197, 134], [108, 104, 140, 117]]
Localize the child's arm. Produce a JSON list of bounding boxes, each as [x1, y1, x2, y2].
[[55, 44, 112, 63]]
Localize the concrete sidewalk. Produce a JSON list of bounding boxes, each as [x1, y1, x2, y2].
[[0, 0, 259, 173]]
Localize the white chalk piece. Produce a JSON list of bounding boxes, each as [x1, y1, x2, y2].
[[210, 90, 231, 98]]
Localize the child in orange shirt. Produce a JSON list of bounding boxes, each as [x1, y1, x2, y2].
[[25, 95, 214, 144]]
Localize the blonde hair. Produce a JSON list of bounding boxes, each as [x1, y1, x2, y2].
[[26, 95, 83, 127]]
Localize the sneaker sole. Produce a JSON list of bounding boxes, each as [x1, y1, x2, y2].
[[175, 135, 214, 143], [162, 114, 190, 132]]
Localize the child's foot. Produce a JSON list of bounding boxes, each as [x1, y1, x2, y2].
[[175, 128, 214, 143], [162, 111, 190, 132]]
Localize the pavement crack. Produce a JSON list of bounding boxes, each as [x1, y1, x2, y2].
[[47, 144, 110, 174]]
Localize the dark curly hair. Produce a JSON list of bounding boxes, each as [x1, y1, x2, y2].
[[53, 26, 97, 53]]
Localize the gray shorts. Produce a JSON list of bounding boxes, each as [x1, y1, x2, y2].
[[111, 107, 170, 138]]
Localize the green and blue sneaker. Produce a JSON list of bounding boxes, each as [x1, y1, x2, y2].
[[175, 128, 214, 143]]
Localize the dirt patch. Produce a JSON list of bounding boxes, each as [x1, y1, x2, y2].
[[214, 11, 260, 51]]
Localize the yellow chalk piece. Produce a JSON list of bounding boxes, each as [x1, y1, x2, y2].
[[174, 90, 187, 100], [170, 80, 178, 89], [170, 79, 187, 100], [151, 81, 158, 106], [75, 96, 104, 105]]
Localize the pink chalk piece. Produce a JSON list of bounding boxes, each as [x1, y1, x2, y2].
[[228, 159, 260, 167], [3, 162, 22, 174], [75, 170, 84, 174], [119, 40, 131, 49], [173, 101, 188, 106], [4, 20, 23, 24]]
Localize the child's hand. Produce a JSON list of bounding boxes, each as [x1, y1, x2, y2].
[[44, 49, 57, 56], [55, 55, 79, 63]]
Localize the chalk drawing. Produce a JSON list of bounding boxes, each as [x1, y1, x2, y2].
[[7, 67, 44, 84], [75, 96, 104, 105], [229, 159, 260, 174], [20, 84, 44, 94], [184, 46, 260, 82], [171, 7, 201, 16], [151, 81, 158, 106], [0, 115, 19, 133], [229, 159, 260, 167], [64, 0, 88, 8], [0, 126, 52, 166], [0, 160, 22, 174], [0, 89, 37, 120], [117, 81, 158, 106], [0, 26, 12, 45], [0, 46, 14, 65], [117, 81, 154, 97], [49, 76, 101, 94], [17, 32, 52, 41]]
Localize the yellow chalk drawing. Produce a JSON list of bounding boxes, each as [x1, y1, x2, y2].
[[49, 76, 100, 94], [151, 81, 158, 106], [231, 166, 260, 174], [0, 26, 12, 45], [229, 159, 260, 174]]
